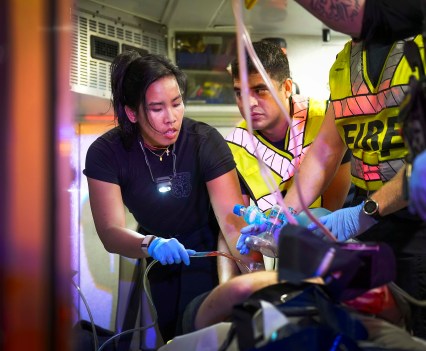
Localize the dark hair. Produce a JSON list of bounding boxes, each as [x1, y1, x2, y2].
[[262, 37, 287, 49], [231, 41, 290, 83], [110, 51, 187, 144]]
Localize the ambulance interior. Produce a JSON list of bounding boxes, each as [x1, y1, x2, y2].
[[8, 0, 426, 349], [70, 0, 351, 349]]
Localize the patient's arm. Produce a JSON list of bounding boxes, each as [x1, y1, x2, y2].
[[194, 271, 325, 330], [194, 271, 278, 330]]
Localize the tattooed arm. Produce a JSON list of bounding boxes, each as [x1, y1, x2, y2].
[[294, 0, 366, 38], [295, 0, 423, 43]]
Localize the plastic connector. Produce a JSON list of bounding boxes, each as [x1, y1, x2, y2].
[[233, 204, 267, 225]]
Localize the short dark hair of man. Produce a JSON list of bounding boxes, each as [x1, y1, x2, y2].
[[230, 40, 290, 83]]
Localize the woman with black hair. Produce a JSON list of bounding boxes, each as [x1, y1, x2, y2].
[[83, 51, 258, 342]]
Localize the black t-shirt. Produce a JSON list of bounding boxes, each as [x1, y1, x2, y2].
[[84, 118, 235, 238], [360, 0, 423, 44]]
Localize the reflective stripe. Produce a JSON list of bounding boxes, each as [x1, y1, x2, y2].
[[352, 40, 407, 95], [289, 95, 309, 155], [227, 127, 301, 182], [226, 96, 326, 210], [333, 85, 409, 119], [334, 40, 409, 119], [330, 36, 423, 190], [226, 96, 311, 183], [351, 157, 406, 184], [257, 192, 322, 213], [257, 194, 279, 212]]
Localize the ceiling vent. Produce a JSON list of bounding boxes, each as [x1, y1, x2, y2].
[[70, 10, 167, 99], [122, 44, 149, 56], [90, 35, 120, 62]]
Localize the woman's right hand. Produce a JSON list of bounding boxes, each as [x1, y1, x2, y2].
[[148, 237, 195, 265]]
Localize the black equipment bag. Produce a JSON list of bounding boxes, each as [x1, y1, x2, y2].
[[232, 283, 367, 351], [230, 226, 400, 351]]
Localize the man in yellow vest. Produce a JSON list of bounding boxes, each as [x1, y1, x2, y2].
[[172, 4, 426, 346], [281, 0, 426, 338], [226, 40, 352, 216]]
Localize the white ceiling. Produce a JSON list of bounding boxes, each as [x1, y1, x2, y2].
[[88, 0, 347, 38], [74, 0, 348, 117]]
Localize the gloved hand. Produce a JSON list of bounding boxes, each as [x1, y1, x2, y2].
[[148, 237, 196, 265], [409, 151, 426, 221], [236, 222, 268, 255], [236, 221, 289, 256], [307, 203, 378, 242]]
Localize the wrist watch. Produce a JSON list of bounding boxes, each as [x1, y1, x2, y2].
[[141, 235, 156, 256], [362, 198, 381, 220]]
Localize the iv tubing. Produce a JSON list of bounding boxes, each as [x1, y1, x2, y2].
[[232, 0, 298, 225], [97, 252, 252, 351], [190, 250, 253, 273], [97, 259, 158, 351], [232, 0, 335, 238], [72, 278, 99, 351], [232, 0, 292, 218]]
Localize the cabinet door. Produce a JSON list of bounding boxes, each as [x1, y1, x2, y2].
[[175, 32, 237, 105]]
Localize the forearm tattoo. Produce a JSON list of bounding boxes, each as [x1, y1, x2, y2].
[[309, 0, 361, 23]]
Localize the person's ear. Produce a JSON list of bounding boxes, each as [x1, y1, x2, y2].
[[124, 105, 137, 123], [283, 78, 293, 99]]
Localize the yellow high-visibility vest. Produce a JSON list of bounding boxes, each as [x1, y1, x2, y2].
[[226, 95, 327, 212], [330, 35, 425, 191]]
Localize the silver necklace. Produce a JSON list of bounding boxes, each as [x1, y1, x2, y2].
[[139, 139, 176, 193]]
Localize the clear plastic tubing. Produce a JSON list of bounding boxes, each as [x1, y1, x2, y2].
[[190, 251, 253, 273]]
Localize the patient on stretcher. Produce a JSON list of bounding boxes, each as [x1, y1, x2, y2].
[[160, 224, 426, 351]]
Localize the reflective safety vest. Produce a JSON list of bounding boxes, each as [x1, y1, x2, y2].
[[226, 95, 327, 212], [330, 35, 425, 191]]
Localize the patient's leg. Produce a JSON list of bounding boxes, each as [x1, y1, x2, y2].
[[194, 271, 278, 330]]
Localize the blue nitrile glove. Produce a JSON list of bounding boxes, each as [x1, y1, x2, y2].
[[147, 237, 196, 265], [307, 203, 378, 242], [409, 151, 426, 221], [236, 222, 269, 255], [237, 220, 290, 256]]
